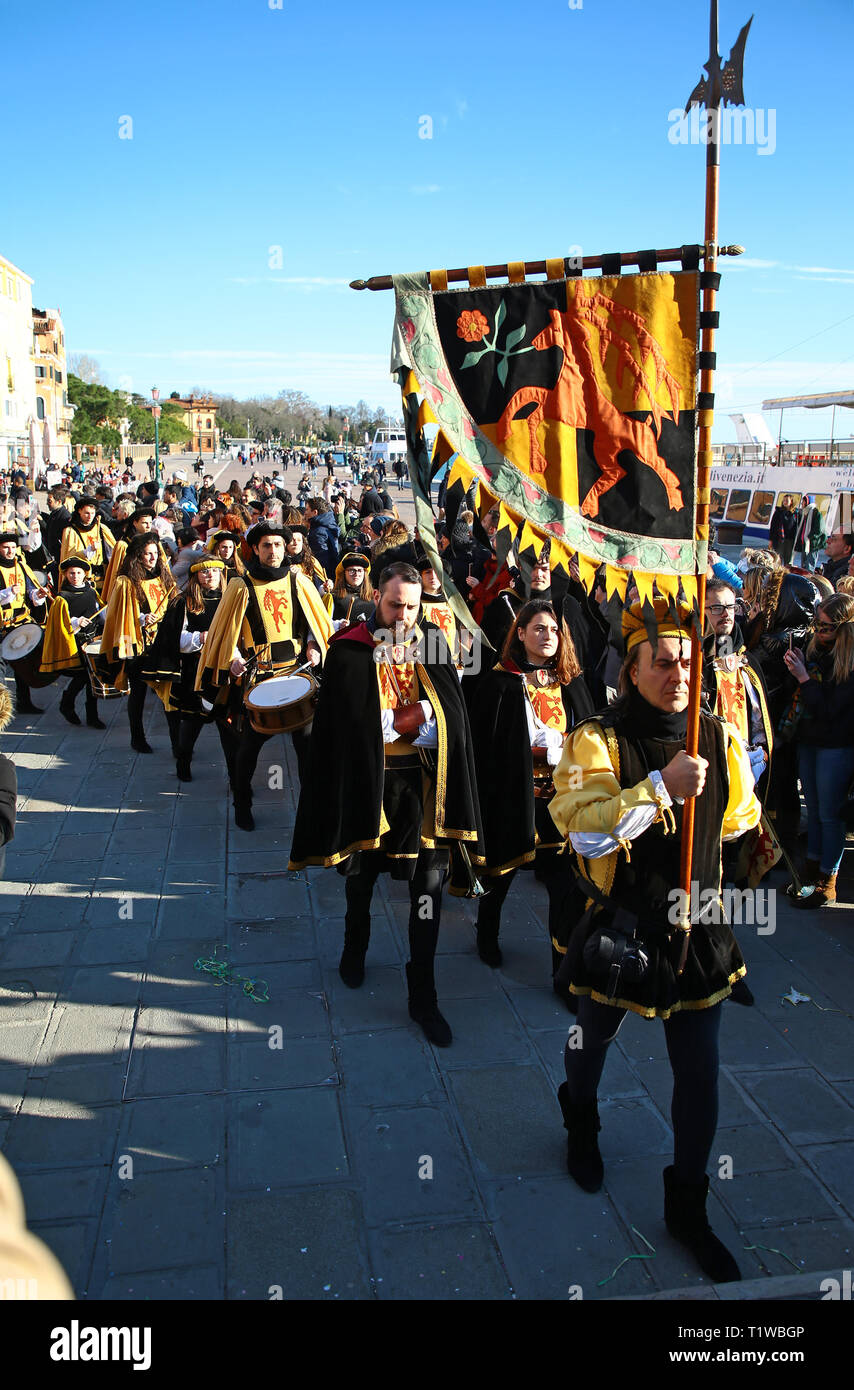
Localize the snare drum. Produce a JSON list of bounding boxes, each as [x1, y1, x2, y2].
[[82, 643, 125, 698], [0, 623, 57, 688], [244, 671, 318, 735]]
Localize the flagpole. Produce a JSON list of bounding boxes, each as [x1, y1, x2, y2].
[[677, 0, 724, 973]]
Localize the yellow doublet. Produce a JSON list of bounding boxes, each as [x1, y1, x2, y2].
[[246, 575, 294, 651], [549, 720, 760, 898], [60, 521, 115, 572]]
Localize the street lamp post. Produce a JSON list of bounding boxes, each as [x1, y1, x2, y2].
[[152, 387, 161, 486]]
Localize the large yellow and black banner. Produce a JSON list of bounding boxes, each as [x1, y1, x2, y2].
[[392, 268, 700, 602]]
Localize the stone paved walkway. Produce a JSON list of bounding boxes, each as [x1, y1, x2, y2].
[[1, 679, 853, 1301]]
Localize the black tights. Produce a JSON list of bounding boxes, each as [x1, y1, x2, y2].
[[166, 712, 239, 776], [344, 852, 447, 973], [232, 723, 311, 802], [127, 674, 148, 740], [564, 994, 722, 1184]]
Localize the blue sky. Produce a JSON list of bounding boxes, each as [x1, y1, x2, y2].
[[2, 0, 852, 441]]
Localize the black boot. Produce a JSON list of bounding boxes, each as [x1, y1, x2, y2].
[[131, 732, 153, 753], [59, 690, 81, 726], [176, 755, 193, 783], [663, 1165, 741, 1283], [339, 921, 370, 988], [165, 712, 182, 760], [557, 1083, 603, 1192], [406, 961, 452, 1047], [476, 925, 502, 968], [15, 687, 42, 715], [233, 797, 255, 831], [85, 700, 106, 729]]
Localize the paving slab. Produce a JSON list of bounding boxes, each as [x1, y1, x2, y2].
[[99, 1167, 222, 1275], [227, 1035, 338, 1092], [226, 1187, 372, 1300], [369, 1221, 513, 1300], [335, 1030, 438, 1108], [348, 1103, 482, 1225], [801, 1141, 854, 1219], [227, 1089, 349, 1189], [117, 1094, 225, 1173], [738, 1067, 854, 1145], [432, 995, 535, 1068], [485, 1174, 656, 1300], [124, 1003, 227, 1099], [449, 1064, 567, 1177]]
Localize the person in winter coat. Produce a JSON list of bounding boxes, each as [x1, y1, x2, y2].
[[303, 496, 341, 579], [769, 495, 797, 564], [750, 571, 821, 856], [782, 591, 854, 906], [792, 496, 826, 572]]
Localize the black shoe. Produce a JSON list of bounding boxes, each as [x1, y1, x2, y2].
[[557, 1083, 603, 1192], [476, 930, 503, 968], [234, 801, 255, 831], [16, 700, 42, 715], [408, 997, 452, 1046], [663, 1165, 741, 1283], [85, 707, 106, 729], [131, 736, 153, 754], [406, 961, 452, 1046], [59, 702, 81, 726], [176, 756, 193, 783], [728, 979, 754, 1007], [338, 946, 366, 988]]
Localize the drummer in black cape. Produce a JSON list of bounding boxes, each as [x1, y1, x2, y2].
[[194, 522, 332, 831], [164, 556, 237, 784], [471, 598, 593, 1000], [39, 556, 106, 728]]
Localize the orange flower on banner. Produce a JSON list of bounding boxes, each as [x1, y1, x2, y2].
[[457, 310, 490, 343]]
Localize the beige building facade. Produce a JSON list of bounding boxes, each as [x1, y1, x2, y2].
[[0, 255, 37, 475], [33, 307, 74, 469]]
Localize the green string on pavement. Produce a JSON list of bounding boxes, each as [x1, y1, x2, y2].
[[193, 945, 269, 1003], [596, 1227, 657, 1287], [743, 1243, 801, 1272]]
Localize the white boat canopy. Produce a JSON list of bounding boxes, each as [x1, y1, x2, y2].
[[762, 390, 854, 410]]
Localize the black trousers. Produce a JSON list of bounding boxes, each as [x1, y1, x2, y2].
[[127, 672, 149, 741], [344, 848, 448, 979], [564, 994, 723, 1184], [61, 669, 98, 713], [233, 722, 311, 803], [165, 710, 239, 776]]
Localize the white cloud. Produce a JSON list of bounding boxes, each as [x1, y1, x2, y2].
[[794, 276, 854, 286], [410, 184, 441, 196]]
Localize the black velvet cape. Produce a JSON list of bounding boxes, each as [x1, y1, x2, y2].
[[472, 665, 594, 874], [289, 619, 484, 890]]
